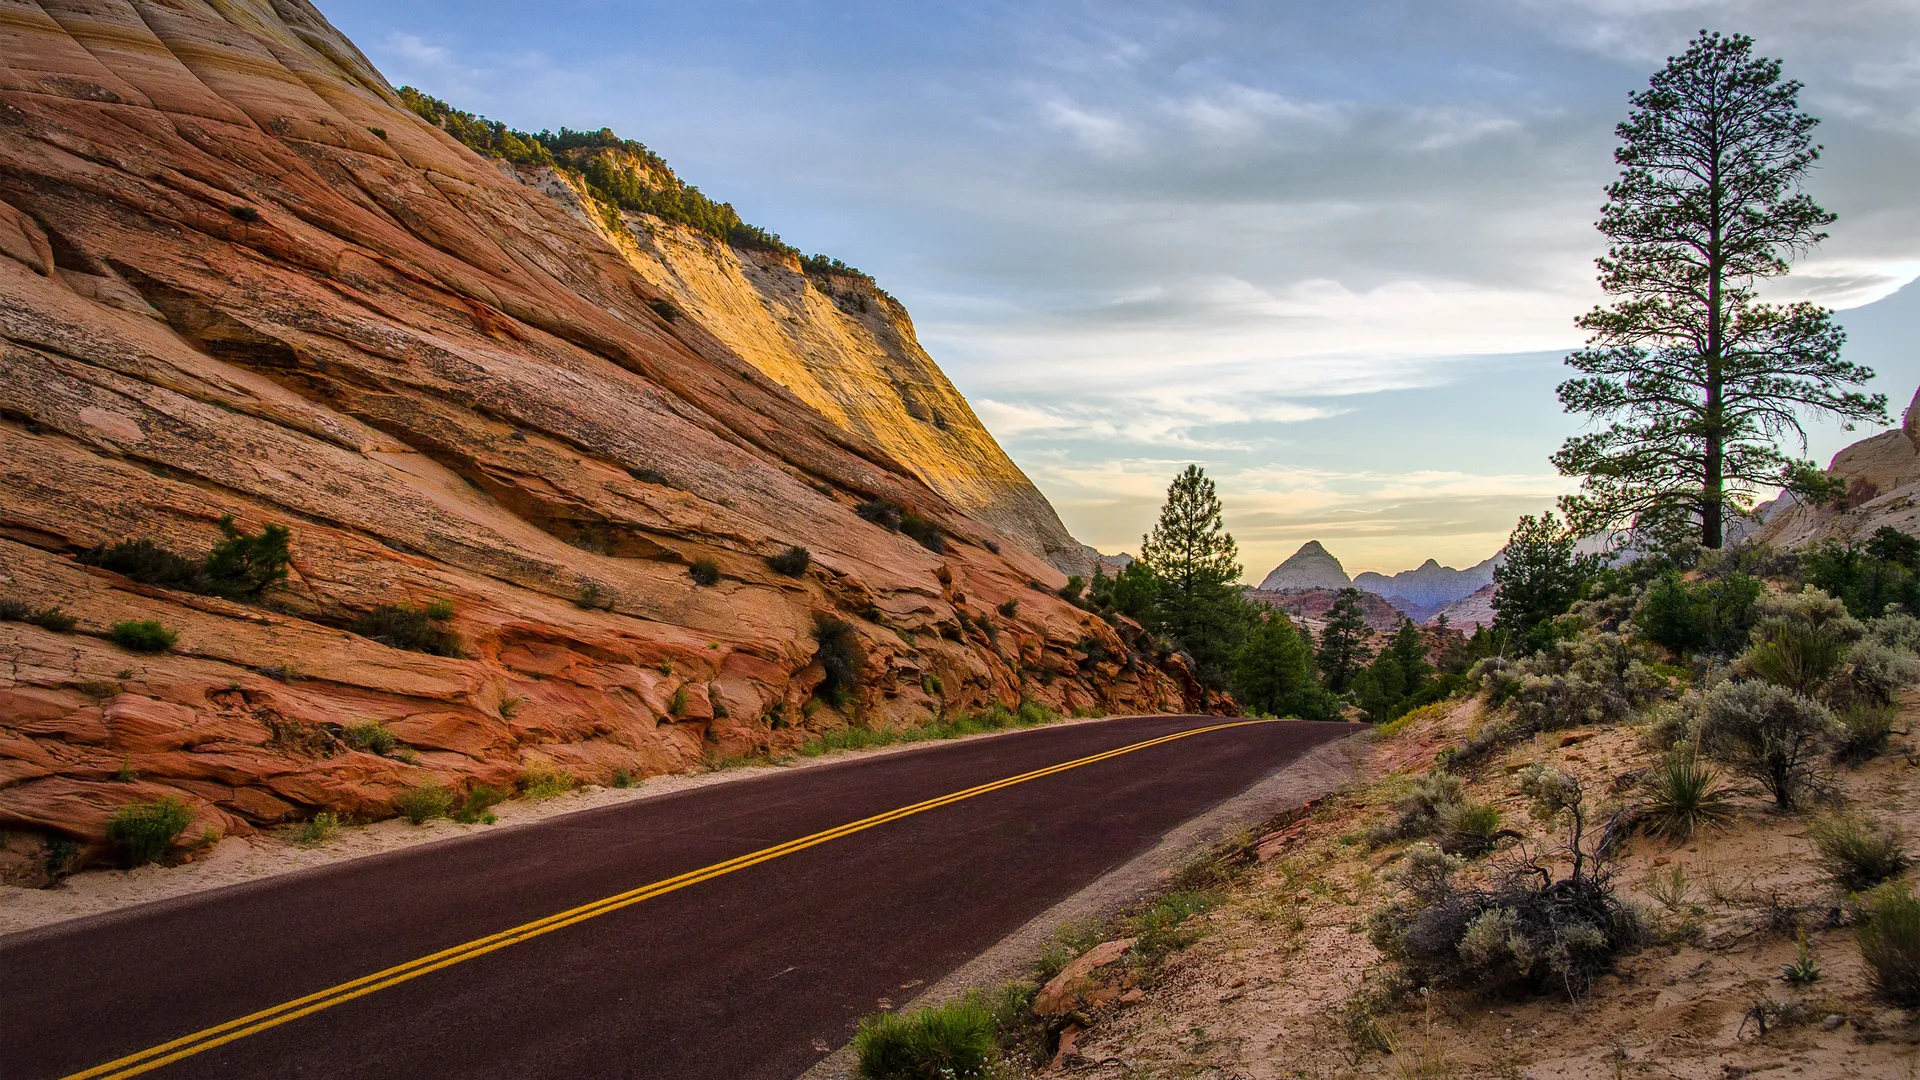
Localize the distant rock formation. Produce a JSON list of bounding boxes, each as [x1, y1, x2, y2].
[[1257, 541, 1352, 591], [1428, 583, 1498, 629], [1352, 555, 1500, 622], [1257, 542, 1500, 622], [1246, 587, 1407, 634]]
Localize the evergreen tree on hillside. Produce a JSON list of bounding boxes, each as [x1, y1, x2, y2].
[[1492, 513, 1601, 652], [1354, 618, 1433, 721], [1554, 31, 1885, 548], [1139, 465, 1253, 685], [1233, 610, 1333, 720], [1316, 587, 1371, 693]]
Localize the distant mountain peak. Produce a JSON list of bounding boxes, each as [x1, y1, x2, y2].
[[1257, 540, 1352, 591]]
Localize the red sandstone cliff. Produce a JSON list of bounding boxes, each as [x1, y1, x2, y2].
[[0, 0, 1204, 867]]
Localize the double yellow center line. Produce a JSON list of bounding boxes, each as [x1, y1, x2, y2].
[[64, 719, 1271, 1079]]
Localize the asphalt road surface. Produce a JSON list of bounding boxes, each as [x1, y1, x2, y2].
[[2, 715, 1352, 1080]]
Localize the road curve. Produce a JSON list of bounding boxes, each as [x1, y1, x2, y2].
[[1, 715, 1353, 1080]]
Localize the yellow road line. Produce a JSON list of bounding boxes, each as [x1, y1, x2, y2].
[[64, 719, 1271, 1080]]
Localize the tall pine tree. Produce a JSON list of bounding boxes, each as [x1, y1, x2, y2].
[[1315, 587, 1370, 694], [1555, 31, 1884, 548]]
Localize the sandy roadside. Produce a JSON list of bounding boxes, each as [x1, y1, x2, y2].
[[1, 713, 1139, 937]]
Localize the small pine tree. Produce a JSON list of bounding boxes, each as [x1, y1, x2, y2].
[[1233, 611, 1330, 719], [1491, 512, 1600, 652], [1316, 588, 1371, 694], [1139, 466, 1252, 685]]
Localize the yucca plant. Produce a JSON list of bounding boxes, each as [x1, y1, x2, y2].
[[1641, 746, 1736, 840]]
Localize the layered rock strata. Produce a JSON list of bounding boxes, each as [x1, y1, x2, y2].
[[0, 0, 1202, 866]]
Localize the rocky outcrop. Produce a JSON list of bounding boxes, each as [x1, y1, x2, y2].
[[1752, 422, 1920, 549], [0, 0, 1199, 866], [527, 160, 1088, 574], [1256, 542, 1351, 592]]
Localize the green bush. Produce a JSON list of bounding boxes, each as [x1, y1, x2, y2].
[[395, 784, 454, 825], [80, 538, 210, 592], [453, 785, 508, 824], [1640, 746, 1735, 840], [1804, 527, 1920, 620], [1635, 570, 1762, 656], [767, 546, 811, 576], [520, 764, 577, 800], [813, 615, 865, 706], [202, 515, 292, 598], [1827, 640, 1920, 711], [343, 722, 398, 756], [1737, 587, 1862, 696], [688, 559, 721, 587], [0, 600, 75, 632], [107, 797, 194, 866], [1858, 883, 1920, 1005], [1808, 812, 1911, 892], [296, 812, 340, 846], [1437, 800, 1504, 858], [853, 996, 997, 1080], [347, 604, 463, 657], [1698, 680, 1833, 810], [1833, 703, 1900, 763], [109, 619, 176, 653], [996, 599, 1018, 619]]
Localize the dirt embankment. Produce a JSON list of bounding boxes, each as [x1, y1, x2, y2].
[[1023, 696, 1920, 1078]]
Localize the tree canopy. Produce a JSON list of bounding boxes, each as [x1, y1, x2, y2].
[[1553, 31, 1884, 548]]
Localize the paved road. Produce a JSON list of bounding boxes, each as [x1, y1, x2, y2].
[[1, 715, 1352, 1080]]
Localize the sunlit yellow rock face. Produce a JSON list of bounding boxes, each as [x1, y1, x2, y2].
[[529, 164, 1087, 574]]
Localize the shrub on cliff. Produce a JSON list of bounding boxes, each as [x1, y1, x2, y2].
[[899, 512, 945, 554], [81, 538, 210, 593], [80, 516, 292, 601], [689, 558, 721, 586], [0, 599, 75, 632], [203, 515, 292, 598], [108, 797, 194, 866], [767, 546, 811, 576], [110, 620, 176, 653], [813, 615, 864, 707], [347, 604, 463, 657]]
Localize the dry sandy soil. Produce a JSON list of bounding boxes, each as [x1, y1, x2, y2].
[[1030, 698, 1920, 1079]]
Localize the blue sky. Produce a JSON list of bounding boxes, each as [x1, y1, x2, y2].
[[319, 0, 1920, 577]]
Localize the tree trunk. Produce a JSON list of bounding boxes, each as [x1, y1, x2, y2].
[[1703, 145, 1726, 550]]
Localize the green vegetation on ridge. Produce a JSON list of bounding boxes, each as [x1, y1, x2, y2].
[[395, 86, 869, 280]]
